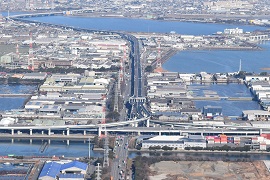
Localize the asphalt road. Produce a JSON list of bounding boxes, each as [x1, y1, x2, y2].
[[111, 136, 129, 180]]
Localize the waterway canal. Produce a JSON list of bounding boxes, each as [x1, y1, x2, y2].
[[2, 139, 270, 161], [0, 85, 37, 111]]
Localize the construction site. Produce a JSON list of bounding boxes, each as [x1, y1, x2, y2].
[[149, 160, 270, 180]]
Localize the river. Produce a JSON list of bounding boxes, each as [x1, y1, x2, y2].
[[23, 16, 265, 35], [1, 138, 270, 161], [189, 83, 261, 117], [163, 42, 270, 74], [0, 85, 37, 111]]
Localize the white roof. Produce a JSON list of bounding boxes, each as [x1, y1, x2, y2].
[[0, 117, 16, 125], [148, 136, 184, 141]]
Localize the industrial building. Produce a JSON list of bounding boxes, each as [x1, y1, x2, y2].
[[141, 135, 206, 149], [38, 160, 88, 180]]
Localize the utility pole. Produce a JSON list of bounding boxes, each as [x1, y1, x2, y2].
[[101, 96, 109, 167]]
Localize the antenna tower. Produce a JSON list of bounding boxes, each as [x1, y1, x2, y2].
[[154, 39, 164, 72], [28, 32, 34, 71], [16, 44, 20, 59]]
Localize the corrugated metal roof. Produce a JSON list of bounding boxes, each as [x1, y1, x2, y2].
[[0, 176, 25, 180], [60, 161, 88, 171], [58, 173, 84, 178], [143, 140, 184, 144], [39, 162, 62, 178]]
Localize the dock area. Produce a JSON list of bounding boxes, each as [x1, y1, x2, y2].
[[0, 94, 33, 97], [0, 134, 95, 140], [192, 96, 253, 101]]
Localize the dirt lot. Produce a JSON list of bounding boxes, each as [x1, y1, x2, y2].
[[149, 160, 270, 180]]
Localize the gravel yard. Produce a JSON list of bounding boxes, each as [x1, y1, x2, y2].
[[149, 160, 270, 180]]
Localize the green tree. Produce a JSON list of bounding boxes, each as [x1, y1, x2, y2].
[[106, 111, 120, 120], [260, 72, 268, 76], [135, 144, 142, 150], [145, 65, 153, 72]]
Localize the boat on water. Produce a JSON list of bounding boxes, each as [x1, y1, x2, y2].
[[3, 162, 11, 165]]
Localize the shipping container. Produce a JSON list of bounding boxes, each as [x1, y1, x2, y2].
[[206, 136, 215, 140], [258, 136, 265, 142], [219, 134, 227, 138], [265, 139, 270, 145], [214, 138, 221, 143], [234, 137, 240, 140], [252, 137, 258, 143]]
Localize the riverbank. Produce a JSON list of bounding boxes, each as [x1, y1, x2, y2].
[[129, 148, 270, 155], [195, 45, 264, 51], [70, 12, 270, 28]]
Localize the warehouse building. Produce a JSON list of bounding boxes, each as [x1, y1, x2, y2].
[[141, 135, 206, 149], [38, 160, 88, 180]]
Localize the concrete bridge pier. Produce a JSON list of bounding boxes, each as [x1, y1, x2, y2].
[[48, 128, 51, 136], [260, 129, 262, 135], [67, 140, 70, 146], [48, 139, 51, 144], [159, 131, 162, 136], [138, 131, 141, 136], [83, 130, 86, 136], [11, 139, 14, 144], [66, 128, 70, 136], [30, 139, 32, 144], [62, 131, 65, 135], [41, 130, 44, 135], [11, 129, 14, 135], [30, 129, 32, 136], [98, 127, 102, 137]]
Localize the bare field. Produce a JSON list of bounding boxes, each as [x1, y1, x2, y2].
[[149, 160, 270, 180]]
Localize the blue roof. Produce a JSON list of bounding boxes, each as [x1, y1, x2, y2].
[[58, 174, 84, 178], [60, 161, 88, 171], [39, 162, 62, 178]]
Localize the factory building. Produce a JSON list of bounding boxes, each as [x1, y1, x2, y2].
[[142, 135, 206, 149], [38, 160, 88, 180]]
